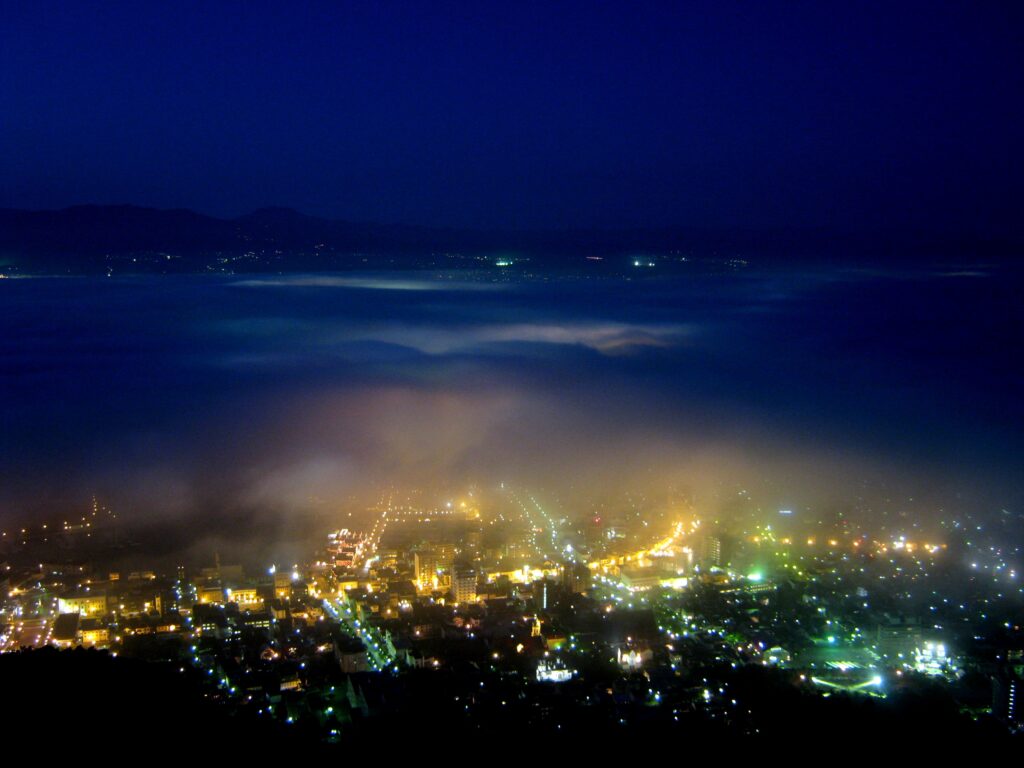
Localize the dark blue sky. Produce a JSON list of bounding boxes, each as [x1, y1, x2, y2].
[[2, 1, 1022, 233]]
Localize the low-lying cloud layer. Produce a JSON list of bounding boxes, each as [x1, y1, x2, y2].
[[1, 265, 1021, 559]]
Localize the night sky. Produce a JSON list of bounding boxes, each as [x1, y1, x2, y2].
[[3, 1, 1022, 234]]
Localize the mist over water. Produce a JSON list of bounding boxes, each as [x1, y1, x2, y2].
[[2, 263, 1021, 561]]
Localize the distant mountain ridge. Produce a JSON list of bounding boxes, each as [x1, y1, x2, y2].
[[0, 204, 1019, 274]]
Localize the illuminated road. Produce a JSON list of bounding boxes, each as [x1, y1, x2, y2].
[[505, 488, 554, 560], [2, 616, 52, 650], [322, 596, 397, 672], [586, 521, 693, 570]]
